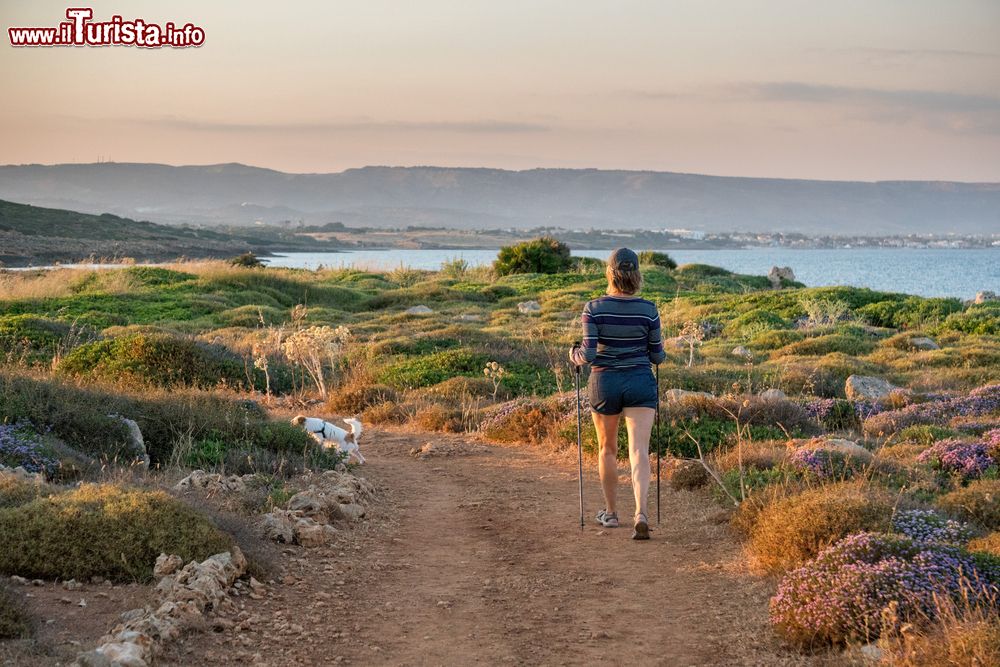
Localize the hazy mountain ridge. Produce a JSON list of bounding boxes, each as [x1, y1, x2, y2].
[[0, 163, 997, 234]]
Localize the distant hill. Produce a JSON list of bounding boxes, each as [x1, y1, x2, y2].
[[0, 163, 997, 235], [0, 199, 337, 266]]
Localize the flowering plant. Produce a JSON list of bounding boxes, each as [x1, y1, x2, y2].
[[0, 422, 57, 476], [891, 509, 973, 546], [770, 532, 997, 645], [916, 438, 995, 479], [864, 384, 1000, 435]]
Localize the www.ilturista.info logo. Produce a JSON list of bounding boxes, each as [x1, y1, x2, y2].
[[8, 8, 205, 48]]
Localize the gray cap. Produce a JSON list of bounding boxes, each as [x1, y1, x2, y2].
[[608, 247, 639, 271]]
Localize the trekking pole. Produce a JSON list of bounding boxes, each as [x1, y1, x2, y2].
[[655, 363, 661, 526], [572, 344, 584, 529]]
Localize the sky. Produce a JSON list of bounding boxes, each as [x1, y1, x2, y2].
[[2, 0, 999, 181]]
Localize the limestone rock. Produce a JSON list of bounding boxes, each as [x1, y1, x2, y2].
[[768, 266, 795, 289], [664, 388, 714, 402], [404, 305, 434, 315], [908, 336, 940, 351], [262, 510, 297, 544], [799, 437, 873, 463], [517, 300, 542, 314], [845, 375, 902, 402], [174, 470, 248, 493], [759, 388, 788, 402], [731, 346, 753, 360], [153, 554, 184, 578], [339, 503, 366, 522], [106, 415, 149, 470], [975, 290, 997, 304], [456, 313, 482, 322]]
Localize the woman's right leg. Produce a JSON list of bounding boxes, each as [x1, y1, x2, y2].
[[591, 411, 621, 514]]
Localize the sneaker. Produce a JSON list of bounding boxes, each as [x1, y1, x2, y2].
[[595, 509, 619, 528], [632, 513, 650, 540]]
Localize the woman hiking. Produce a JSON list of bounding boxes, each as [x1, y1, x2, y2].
[[570, 248, 666, 540]]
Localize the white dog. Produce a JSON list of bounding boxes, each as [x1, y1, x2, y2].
[[291, 415, 365, 464]]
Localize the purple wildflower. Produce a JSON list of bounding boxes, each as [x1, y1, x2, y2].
[[864, 383, 1000, 435], [770, 532, 997, 645], [892, 509, 973, 546], [0, 421, 58, 476], [916, 438, 995, 479]]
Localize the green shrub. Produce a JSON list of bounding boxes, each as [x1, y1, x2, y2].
[[676, 263, 732, 277], [0, 584, 30, 640], [897, 425, 961, 447], [730, 309, 792, 338], [937, 480, 1000, 530], [638, 251, 677, 270], [935, 305, 1000, 336], [57, 333, 260, 391], [0, 315, 71, 360], [0, 484, 233, 582], [493, 237, 572, 276], [857, 296, 963, 329], [746, 482, 893, 573], [750, 329, 805, 350], [376, 348, 488, 389], [777, 334, 877, 357], [230, 252, 264, 268]]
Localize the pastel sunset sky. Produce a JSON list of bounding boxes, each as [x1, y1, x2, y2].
[[2, 0, 999, 180]]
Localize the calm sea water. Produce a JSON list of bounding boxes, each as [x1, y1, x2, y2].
[[264, 248, 999, 300]]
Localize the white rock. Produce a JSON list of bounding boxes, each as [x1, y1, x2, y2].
[[975, 290, 997, 304], [153, 554, 184, 578], [664, 388, 714, 402], [731, 346, 753, 360], [107, 415, 149, 470], [517, 300, 542, 314], [845, 374, 902, 401], [339, 503, 366, 522], [404, 305, 434, 315], [759, 388, 787, 402], [798, 437, 873, 463], [908, 336, 940, 351], [768, 266, 795, 289]]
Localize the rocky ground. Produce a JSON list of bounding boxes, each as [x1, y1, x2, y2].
[[4, 428, 850, 666]]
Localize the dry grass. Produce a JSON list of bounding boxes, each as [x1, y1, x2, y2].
[[0, 584, 30, 640], [937, 480, 1000, 531], [746, 481, 893, 573], [879, 591, 1000, 667]]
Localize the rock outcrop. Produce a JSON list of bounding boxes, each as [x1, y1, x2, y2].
[[174, 470, 251, 493], [908, 336, 940, 351], [405, 305, 434, 315], [75, 549, 247, 667], [107, 415, 149, 469], [261, 469, 375, 547], [517, 300, 542, 314], [844, 375, 902, 402], [768, 266, 795, 289]]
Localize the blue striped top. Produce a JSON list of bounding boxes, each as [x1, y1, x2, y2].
[[570, 295, 666, 371]]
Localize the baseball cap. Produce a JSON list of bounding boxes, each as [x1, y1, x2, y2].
[[608, 247, 639, 271]]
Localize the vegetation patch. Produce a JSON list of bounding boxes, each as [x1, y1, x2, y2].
[[0, 483, 233, 582]]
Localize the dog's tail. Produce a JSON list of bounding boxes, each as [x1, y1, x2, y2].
[[344, 417, 363, 441]]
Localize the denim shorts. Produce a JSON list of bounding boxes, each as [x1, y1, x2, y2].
[[588, 366, 658, 415]]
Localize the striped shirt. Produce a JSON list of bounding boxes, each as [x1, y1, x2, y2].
[[571, 295, 666, 371]]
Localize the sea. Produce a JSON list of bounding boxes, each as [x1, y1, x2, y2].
[[262, 247, 999, 300]]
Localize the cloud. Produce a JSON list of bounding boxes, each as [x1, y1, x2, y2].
[[742, 82, 1000, 113], [130, 117, 550, 134], [816, 47, 1000, 66]]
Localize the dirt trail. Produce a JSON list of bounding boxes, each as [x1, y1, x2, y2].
[[165, 430, 822, 666]]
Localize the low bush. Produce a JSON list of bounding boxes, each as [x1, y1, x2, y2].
[[777, 334, 877, 358], [376, 348, 488, 389], [770, 532, 997, 645], [803, 398, 858, 431], [0, 584, 30, 640], [493, 237, 572, 276], [0, 475, 54, 509], [361, 400, 409, 425], [897, 425, 961, 447], [0, 314, 72, 362], [0, 484, 233, 582], [57, 333, 262, 391], [412, 404, 464, 433], [423, 376, 495, 400], [637, 251, 676, 270], [0, 422, 58, 477], [937, 480, 1000, 530], [326, 383, 398, 413], [892, 508, 974, 546], [747, 482, 893, 573], [877, 602, 1000, 667], [917, 438, 996, 480], [970, 532, 1000, 557], [749, 329, 805, 350]]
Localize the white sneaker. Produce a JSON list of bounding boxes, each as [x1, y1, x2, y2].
[[595, 509, 619, 528]]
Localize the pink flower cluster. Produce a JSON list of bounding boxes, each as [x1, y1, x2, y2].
[[916, 438, 996, 479]]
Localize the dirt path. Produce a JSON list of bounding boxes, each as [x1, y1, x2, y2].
[[165, 429, 823, 666]]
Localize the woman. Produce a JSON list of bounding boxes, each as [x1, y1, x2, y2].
[[570, 248, 666, 540]]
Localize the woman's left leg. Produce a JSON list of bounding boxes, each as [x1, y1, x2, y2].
[[623, 407, 654, 519]]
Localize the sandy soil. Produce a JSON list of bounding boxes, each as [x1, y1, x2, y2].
[[156, 429, 831, 666]]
